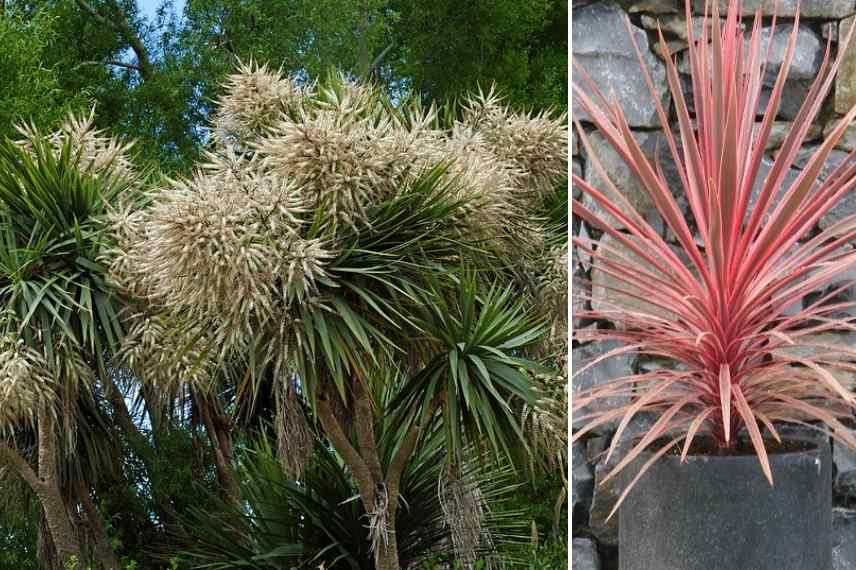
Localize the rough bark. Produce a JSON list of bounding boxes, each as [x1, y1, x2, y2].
[[37, 409, 83, 566], [198, 395, 241, 505], [354, 381, 384, 484], [374, 525, 401, 570], [314, 385, 442, 570], [39, 485, 81, 568], [37, 513, 58, 570], [315, 392, 377, 510]]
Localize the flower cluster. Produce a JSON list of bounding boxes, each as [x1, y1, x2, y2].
[[17, 108, 137, 182], [461, 89, 568, 196], [116, 66, 568, 393], [0, 337, 55, 432], [213, 60, 309, 148], [119, 313, 217, 393]]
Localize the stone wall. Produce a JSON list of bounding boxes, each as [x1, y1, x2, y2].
[[571, 1, 856, 568]]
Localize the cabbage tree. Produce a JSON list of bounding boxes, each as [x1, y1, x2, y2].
[[112, 64, 567, 569]]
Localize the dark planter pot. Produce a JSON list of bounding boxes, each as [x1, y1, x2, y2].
[[619, 439, 831, 570]]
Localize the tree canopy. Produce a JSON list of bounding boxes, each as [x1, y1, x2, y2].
[[1, 0, 566, 172]]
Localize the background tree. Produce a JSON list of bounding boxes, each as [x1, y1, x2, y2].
[[0, 7, 89, 138], [389, 0, 567, 110], [0, 0, 566, 173]]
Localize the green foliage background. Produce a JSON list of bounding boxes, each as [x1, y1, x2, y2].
[[1, 0, 566, 173]]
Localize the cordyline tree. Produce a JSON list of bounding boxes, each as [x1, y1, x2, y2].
[[109, 63, 568, 569], [0, 114, 137, 568], [572, 0, 856, 516]]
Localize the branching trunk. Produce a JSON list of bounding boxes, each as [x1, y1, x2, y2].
[[74, 0, 152, 80], [315, 385, 441, 570], [198, 394, 241, 505]]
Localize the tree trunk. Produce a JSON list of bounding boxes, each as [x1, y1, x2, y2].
[[198, 394, 241, 504], [37, 511, 59, 570], [0, 418, 82, 567], [313, 385, 440, 570], [374, 513, 401, 570], [37, 409, 83, 567], [375, 548, 400, 570], [38, 485, 81, 567]]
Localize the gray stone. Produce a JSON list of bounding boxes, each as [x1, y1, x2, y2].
[[588, 460, 621, 545], [746, 155, 801, 221], [794, 145, 850, 182], [780, 81, 813, 121], [577, 223, 593, 271], [772, 331, 856, 361], [692, 0, 856, 18], [759, 80, 813, 121], [586, 435, 609, 465], [581, 130, 684, 229], [764, 121, 822, 151], [571, 241, 580, 272], [573, 3, 669, 128], [702, 24, 817, 120], [571, 339, 634, 430], [820, 190, 856, 234], [676, 25, 821, 84], [626, 0, 678, 13], [837, 16, 856, 115], [572, 268, 590, 329], [588, 413, 657, 546], [823, 22, 839, 43], [636, 356, 687, 374], [572, 537, 601, 570], [653, 39, 689, 61], [788, 142, 853, 232], [824, 117, 856, 152], [590, 233, 691, 326], [833, 508, 856, 570], [778, 243, 808, 317], [572, 441, 595, 513], [834, 437, 856, 498], [802, 257, 856, 322], [572, 128, 579, 156], [641, 14, 719, 41], [572, 159, 583, 202], [761, 25, 822, 84]]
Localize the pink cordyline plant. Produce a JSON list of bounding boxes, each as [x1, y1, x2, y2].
[[572, 0, 856, 516]]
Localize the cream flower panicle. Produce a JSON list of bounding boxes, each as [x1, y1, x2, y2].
[[0, 336, 56, 433], [213, 60, 311, 148]]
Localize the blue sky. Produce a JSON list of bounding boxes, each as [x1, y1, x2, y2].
[[137, 0, 185, 21]]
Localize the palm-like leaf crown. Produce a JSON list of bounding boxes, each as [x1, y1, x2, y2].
[[177, 429, 524, 569], [111, 64, 569, 469], [573, 0, 856, 514], [0, 111, 137, 433]]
